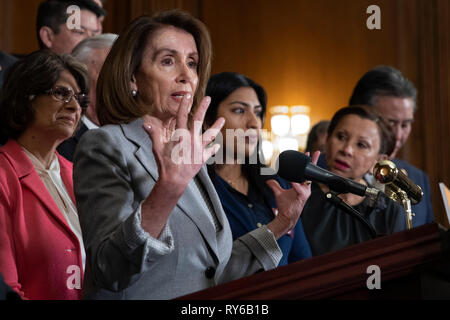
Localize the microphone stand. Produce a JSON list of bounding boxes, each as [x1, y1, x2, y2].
[[384, 185, 414, 230], [325, 191, 379, 239]]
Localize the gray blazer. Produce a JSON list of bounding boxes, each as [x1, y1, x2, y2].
[[73, 117, 281, 299]]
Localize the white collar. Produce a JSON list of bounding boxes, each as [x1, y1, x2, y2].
[[21, 146, 59, 174], [82, 115, 99, 130]]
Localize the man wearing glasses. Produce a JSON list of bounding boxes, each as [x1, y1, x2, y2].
[[57, 33, 118, 161], [349, 65, 435, 228], [36, 0, 106, 54]]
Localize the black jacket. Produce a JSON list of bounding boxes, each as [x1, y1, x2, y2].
[[57, 122, 89, 162]]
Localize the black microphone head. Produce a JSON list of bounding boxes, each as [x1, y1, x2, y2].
[[277, 150, 311, 183]]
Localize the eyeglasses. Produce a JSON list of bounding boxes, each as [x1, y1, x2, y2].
[[44, 86, 89, 109], [70, 26, 100, 38]]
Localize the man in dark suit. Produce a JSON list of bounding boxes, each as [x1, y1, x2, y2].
[[0, 51, 18, 90], [36, 0, 105, 54], [349, 65, 434, 227], [57, 33, 117, 161]]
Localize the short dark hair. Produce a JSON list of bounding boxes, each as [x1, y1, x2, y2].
[[349, 65, 417, 111], [0, 50, 89, 144], [204, 72, 267, 127], [36, 0, 106, 49], [305, 120, 330, 153], [328, 105, 395, 156]]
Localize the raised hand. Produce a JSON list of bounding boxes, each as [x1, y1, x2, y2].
[[265, 150, 320, 239], [142, 94, 224, 190], [139, 94, 224, 238]]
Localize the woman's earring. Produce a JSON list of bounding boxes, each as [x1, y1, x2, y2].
[[132, 90, 137, 97]]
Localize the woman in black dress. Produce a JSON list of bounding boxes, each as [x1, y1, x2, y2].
[[301, 105, 406, 256]]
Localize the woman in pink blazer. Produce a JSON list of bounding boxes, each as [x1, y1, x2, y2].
[[0, 51, 89, 299]]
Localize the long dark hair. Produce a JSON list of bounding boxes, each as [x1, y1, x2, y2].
[[205, 72, 279, 201]]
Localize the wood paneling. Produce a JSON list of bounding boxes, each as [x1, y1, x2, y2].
[[203, 0, 448, 227], [180, 223, 444, 299], [0, 0, 42, 54], [201, 0, 414, 128], [0, 1, 13, 51], [0, 0, 448, 226], [102, 0, 201, 34], [417, 0, 450, 228]]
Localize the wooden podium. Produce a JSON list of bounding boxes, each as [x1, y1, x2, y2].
[[179, 223, 450, 299]]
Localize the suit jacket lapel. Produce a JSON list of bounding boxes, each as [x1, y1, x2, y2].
[[121, 118, 159, 182], [58, 154, 76, 205], [197, 167, 226, 231], [21, 173, 74, 232], [3, 140, 78, 239], [197, 167, 232, 264], [177, 175, 219, 259], [121, 118, 220, 260]]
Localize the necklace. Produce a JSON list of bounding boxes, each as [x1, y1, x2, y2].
[[225, 175, 248, 194]]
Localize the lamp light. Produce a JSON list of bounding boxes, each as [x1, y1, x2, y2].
[[291, 105, 310, 135], [261, 140, 274, 164], [270, 105, 290, 136], [277, 137, 299, 153], [271, 115, 290, 136]]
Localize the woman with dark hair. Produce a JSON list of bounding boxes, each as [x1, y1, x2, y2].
[[305, 120, 330, 154], [205, 72, 313, 266], [73, 10, 312, 300], [300, 105, 406, 256], [0, 50, 89, 299]]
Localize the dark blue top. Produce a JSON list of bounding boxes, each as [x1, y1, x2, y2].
[[211, 172, 312, 266], [392, 158, 434, 227]]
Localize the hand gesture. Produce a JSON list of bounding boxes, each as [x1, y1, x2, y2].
[[266, 151, 320, 239], [142, 94, 224, 190]]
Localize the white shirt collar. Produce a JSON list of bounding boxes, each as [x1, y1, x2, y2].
[[82, 115, 99, 130]]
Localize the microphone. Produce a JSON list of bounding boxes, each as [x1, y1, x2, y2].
[[373, 160, 423, 205], [277, 150, 380, 200]]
